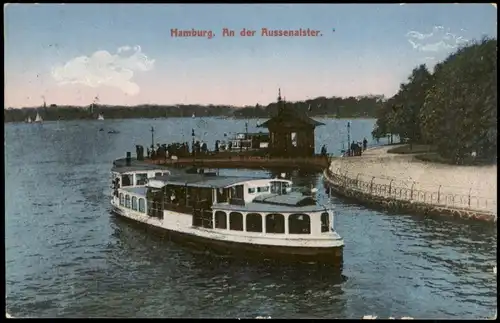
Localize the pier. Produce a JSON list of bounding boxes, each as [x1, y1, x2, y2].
[[145, 154, 331, 171]]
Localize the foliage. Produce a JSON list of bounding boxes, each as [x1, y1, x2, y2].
[[4, 95, 385, 123], [373, 37, 497, 163]]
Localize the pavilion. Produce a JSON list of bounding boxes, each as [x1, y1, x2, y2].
[[257, 89, 324, 157]]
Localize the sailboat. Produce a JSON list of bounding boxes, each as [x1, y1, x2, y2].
[[35, 96, 45, 124], [34, 112, 43, 123], [26, 116, 32, 123], [98, 113, 104, 121], [192, 113, 196, 118]]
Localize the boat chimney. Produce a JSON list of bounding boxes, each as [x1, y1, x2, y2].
[[136, 145, 144, 161], [126, 152, 131, 166]]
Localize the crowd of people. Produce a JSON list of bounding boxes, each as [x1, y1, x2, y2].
[[136, 140, 214, 160], [135, 136, 369, 160], [343, 138, 368, 157]]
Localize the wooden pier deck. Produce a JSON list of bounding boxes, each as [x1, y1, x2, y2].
[[145, 154, 332, 171]]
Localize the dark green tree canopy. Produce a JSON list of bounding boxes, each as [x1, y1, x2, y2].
[[372, 37, 497, 163]]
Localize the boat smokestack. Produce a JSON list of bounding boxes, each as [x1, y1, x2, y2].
[[126, 152, 131, 166], [136, 145, 144, 161]]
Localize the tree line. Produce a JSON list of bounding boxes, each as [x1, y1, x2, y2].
[[3, 95, 385, 123], [372, 37, 497, 164]]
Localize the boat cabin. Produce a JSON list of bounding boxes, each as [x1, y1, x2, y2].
[[111, 157, 171, 198], [116, 172, 334, 237]]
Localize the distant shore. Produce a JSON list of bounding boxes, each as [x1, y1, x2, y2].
[[3, 94, 384, 123], [4, 114, 376, 123]]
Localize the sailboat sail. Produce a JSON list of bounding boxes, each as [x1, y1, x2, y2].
[[35, 112, 43, 123], [27, 117, 32, 123], [98, 114, 104, 120]]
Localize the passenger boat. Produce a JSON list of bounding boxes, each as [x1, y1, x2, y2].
[[110, 153, 344, 265], [219, 132, 269, 151]]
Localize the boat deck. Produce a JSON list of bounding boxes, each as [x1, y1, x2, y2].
[[147, 155, 331, 171], [152, 173, 262, 188], [211, 201, 328, 213]]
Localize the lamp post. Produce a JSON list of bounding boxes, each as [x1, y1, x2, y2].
[[347, 121, 351, 156], [150, 126, 155, 149], [191, 128, 195, 158]]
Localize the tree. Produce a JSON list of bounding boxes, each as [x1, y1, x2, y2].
[[372, 65, 432, 147], [420, 37, 497, 162]]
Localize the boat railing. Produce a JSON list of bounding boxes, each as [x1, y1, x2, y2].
[[265, 186, 316, 197], [229, 198, 246, 206], [164, 203, 193, 214]]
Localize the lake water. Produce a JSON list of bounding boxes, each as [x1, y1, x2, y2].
[[5, 118, 497, 318]]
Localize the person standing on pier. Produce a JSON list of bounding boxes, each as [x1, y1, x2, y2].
[[363, 138, 368, 151]]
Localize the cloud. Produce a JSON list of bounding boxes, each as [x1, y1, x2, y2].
[[52, 45, 155, 95], [405, 26, 468, 52]]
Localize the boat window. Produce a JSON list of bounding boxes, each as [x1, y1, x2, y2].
[[270, 182, 279, 194], [136, 173, 148, 186], [121, 174, 133, 187], [265, 214, 285, 234], [138, 198, 146, 213], [229, 212, 243, 231], [271, 181, 289, 195], [215, 211, 227, 229], [229, 185, 245, 205], [155, 172, 162, 177], [202, 210, 213, 229], [231, 185, 244, 199], [288, 214, 311, 234], [246, 213, 262, 233], [186, 186, 198, 207], [119, 193, 124, 206], [163, 185, 187, 208], [217, 188, 229, 203], [321, 212, 329, 232], [248, 187, 256, 194], [257, 186, 270, 193], [125, 195, 131, 208], [132, 197, 138, 211]]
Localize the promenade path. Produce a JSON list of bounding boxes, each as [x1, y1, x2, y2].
[[328, 145, 497, 214]]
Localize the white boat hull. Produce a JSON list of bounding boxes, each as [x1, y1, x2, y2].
[[111, 199, 344, 265]]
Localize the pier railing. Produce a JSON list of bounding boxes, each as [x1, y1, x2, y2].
[[326, 168, 497, 214]]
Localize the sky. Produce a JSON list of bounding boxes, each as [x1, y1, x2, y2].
[[4, 3, 498, 108]]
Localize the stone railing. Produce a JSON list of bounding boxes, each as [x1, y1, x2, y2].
[[324, 168, 497, 222]]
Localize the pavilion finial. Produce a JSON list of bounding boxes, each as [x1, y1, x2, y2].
[[278, 88, 282, 102]]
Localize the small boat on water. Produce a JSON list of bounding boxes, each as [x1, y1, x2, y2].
[[34, 112, 43, 123], [98, 113, 104, 121], [192, 113, 196, 118], [219, 132, 269, 151], [26, 116, 32, 123], [110, 154, 344, 265], [108, 130, 119, 134]]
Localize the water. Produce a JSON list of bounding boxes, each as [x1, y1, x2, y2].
[[5, 118, 497, 318]]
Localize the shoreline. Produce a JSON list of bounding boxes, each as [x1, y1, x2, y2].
[[323, 145, 497, 222], [4, 115, 376, 123]]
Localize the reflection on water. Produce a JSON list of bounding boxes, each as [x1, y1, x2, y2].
[[5, 119, 497, 319]]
